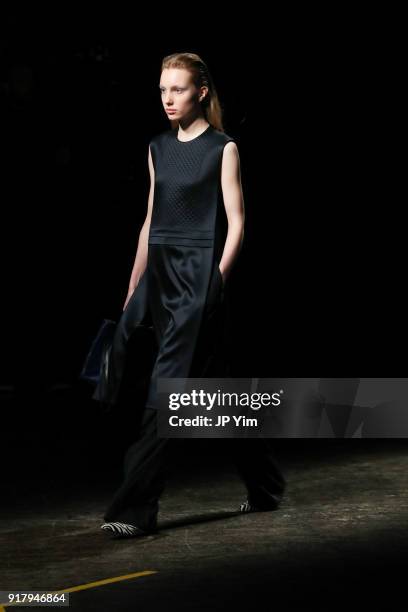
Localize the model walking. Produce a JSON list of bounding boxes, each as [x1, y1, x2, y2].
[[94, 52, 286, 538]]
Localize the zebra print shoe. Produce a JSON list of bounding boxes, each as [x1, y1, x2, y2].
[[239, 500, 256, 513], [100, 521, 145, 538], [239, 499, 279, 513]]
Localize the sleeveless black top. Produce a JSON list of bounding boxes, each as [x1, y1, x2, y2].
[[148, 124, 235, 248]]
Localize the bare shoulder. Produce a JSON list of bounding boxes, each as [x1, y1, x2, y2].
[[221, 140, 240, 172], [224, 140, 238, 151], [222, 141, 239, 164]]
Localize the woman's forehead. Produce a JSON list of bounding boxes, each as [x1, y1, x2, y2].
[[160, 67, 192, 86]]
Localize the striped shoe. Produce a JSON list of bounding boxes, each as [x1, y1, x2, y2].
[[239, 500, 257, 513], [239, 499, 279, 513], [100, 521, 145, 538]]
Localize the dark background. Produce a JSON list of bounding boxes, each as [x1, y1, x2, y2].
[[1, 11, 405, 609], [0, 9, 400, 445]]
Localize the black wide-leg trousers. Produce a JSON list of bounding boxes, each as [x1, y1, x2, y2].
[[102, 244, 286, 530], [103, 406, 287, 531]]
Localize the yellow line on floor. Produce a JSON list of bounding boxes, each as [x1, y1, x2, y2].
[[0, 570, 158, 608]]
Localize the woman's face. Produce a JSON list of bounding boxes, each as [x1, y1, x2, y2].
[[159, 68, 206, 122]]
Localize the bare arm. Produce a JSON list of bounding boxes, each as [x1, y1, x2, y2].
[[123, 145, 155, 309], [218, 141, 245, 283]]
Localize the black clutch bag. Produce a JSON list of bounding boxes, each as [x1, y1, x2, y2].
[[79, 318, 117, 386]]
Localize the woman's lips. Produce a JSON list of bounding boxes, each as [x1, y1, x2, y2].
[[166, 110, 177, 113]]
